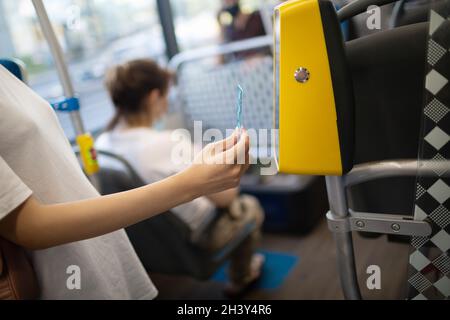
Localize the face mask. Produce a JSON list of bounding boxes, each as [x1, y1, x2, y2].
[[167, 86, 181, 112], [152, 117, 166, 131]]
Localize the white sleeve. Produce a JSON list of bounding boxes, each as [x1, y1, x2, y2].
[[0, 156, 32, 221]]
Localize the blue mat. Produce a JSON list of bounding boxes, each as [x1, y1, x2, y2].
[[211, 251, 299, 290]]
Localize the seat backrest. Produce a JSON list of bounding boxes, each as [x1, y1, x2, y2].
[[177, 55, 274, 150], [95, 150, 145, 193], [346, 22, 428, 214], [0, 59, 27, 83]]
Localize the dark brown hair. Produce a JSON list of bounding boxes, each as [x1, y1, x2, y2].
[[104, 59, 171, 131]]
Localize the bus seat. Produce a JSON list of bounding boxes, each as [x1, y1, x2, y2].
[[346, 22, 428, 216], [0, 59, 27, 83], [323, 1, 449, 299], [94, 150, 257, 280], [176, 55, 274, 134]]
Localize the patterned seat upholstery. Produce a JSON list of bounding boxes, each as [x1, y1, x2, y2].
[[407, 4, 450, 300]]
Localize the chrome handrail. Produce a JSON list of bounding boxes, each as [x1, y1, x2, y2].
[[345, 159, 450, 187], [168, 35, 272, 71]]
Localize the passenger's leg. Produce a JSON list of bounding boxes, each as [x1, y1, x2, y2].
[[196, 195, 265, 295], [225, 195, 265, 294]]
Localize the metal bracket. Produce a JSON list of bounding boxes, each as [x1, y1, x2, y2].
[[327, 210, 432, 237], [51, 96, 80, 112]]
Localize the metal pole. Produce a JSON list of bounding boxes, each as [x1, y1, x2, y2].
[[169, 35, 271, 71], [32, 0, 85, 135], [32, 0, 99, 189], [326, 176, 362, 300], [156, 0, 179, 60]]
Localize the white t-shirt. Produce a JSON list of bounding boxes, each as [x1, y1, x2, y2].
[[96, 127, 216, 233], [0, 65, 157, 300]]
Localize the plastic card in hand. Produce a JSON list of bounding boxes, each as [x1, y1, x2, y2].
[[236, 85, 244, 133]]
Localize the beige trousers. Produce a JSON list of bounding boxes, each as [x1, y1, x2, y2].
[[198, 195, 265, 284]]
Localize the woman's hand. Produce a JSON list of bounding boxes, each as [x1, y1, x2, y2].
[[180, 129, 250, 198]]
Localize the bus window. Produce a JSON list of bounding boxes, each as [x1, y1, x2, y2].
[[0, 0, 166, 141]]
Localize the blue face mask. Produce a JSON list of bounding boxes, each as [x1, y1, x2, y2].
[[153, 118, 165, 131]]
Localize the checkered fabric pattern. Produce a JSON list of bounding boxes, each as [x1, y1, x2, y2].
[[408, 2, 450, 300], [177, 56, 274, 148]]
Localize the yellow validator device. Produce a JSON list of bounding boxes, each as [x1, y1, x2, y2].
[[76, 133, 99, 176], [273, 0, 354, 176]]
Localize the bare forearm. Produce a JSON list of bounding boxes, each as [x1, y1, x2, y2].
[[1, 172, 198, 250], [0, 130, 250, 250]]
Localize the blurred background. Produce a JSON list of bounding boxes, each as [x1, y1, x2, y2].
[[0, 0, 279, 140]]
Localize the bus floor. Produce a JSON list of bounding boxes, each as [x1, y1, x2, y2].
[[150, 216, 411, 300]]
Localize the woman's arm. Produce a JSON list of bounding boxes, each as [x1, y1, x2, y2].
[[207, 188, 239, 208], [0, 131, 249, 250]]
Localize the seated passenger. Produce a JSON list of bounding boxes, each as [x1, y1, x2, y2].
[[217, 0, 270, 62], [96, 59, 265, 297]]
